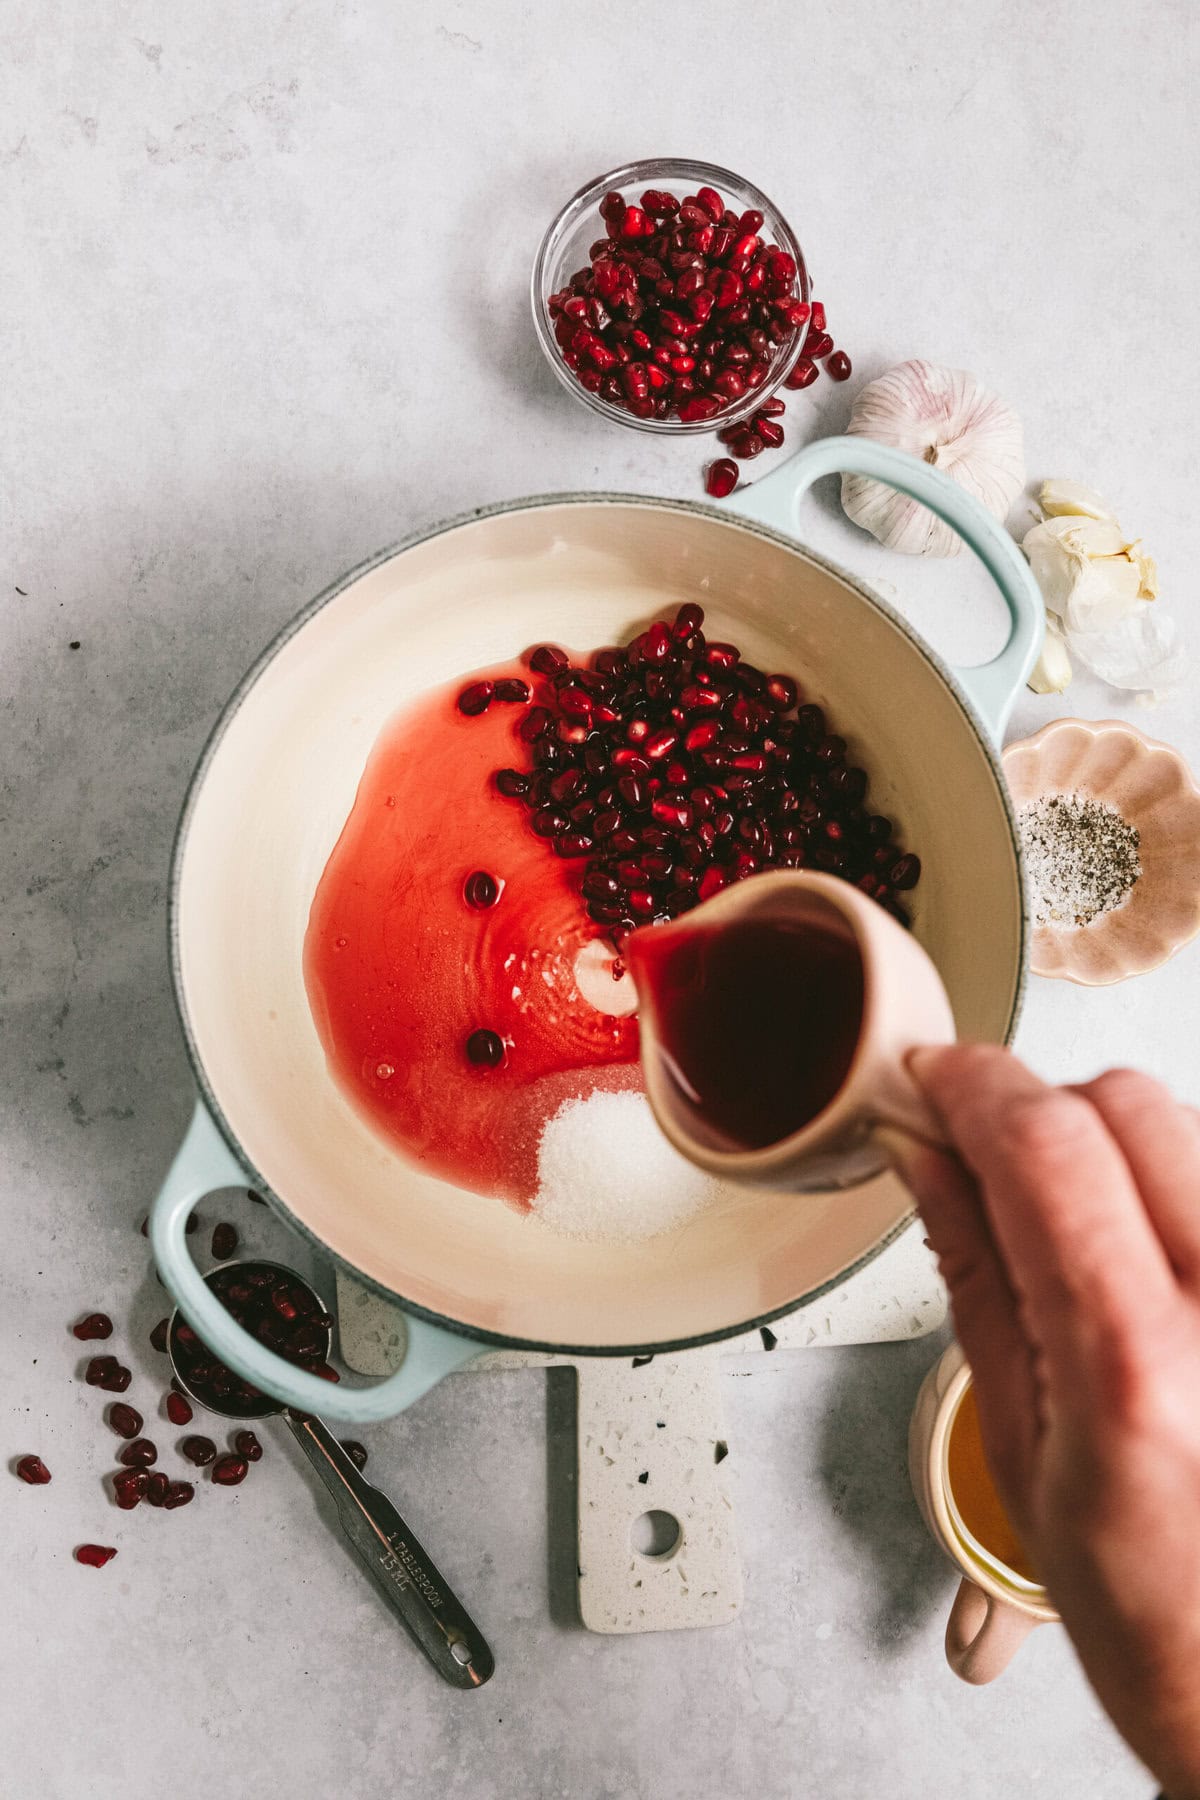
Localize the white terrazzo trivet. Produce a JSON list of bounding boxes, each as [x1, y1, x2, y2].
[[335, 1223, 945, 1633]]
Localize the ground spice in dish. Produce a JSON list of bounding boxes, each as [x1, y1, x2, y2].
[[1018, 792, 1142, 927]]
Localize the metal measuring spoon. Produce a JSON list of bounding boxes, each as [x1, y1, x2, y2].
[[168, 1258, 493, 1689]]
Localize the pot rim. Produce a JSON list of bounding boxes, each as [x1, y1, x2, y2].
[[167, 488, 1028, 1358]]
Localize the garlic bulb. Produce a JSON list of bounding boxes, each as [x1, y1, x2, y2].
[[1022, 481, 1184, 698], [841, 361, 1025, 557]]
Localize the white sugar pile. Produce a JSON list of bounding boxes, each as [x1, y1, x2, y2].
[[532, 1090, 722, 1244]]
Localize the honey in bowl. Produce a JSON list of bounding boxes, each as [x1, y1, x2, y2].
[[946, 1383, 1039, 1586]]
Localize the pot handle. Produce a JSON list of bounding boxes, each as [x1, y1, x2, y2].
[[725, 435, 1044, 742], [149, 1101, 481, 1423]]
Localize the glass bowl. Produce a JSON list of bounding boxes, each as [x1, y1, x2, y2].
[[531, 157, 810, 436]]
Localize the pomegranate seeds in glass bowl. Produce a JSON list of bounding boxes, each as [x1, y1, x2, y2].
[[532, 158, 810, 437]]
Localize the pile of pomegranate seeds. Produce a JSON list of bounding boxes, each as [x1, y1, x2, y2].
[[482, 606, 919, 942], [16, 1454, 51, 1485], [75, 1544, 117, 1568], [545, 179, 852, 497]]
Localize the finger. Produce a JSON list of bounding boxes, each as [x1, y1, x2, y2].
[[908, 1045, 1178, 1384], [879, 1129, 1039, 1493], [1071, 1070, 1200, 1286]]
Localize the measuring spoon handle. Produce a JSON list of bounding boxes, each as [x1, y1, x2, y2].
[[285, 1412, 494, 1688]]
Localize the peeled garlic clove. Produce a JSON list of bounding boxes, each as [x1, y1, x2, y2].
[[841, 361, 1024, 558], [1063, 557, 1145, 633], [1037, 480, 1120, 523], [1027, 620, 1072, 695]]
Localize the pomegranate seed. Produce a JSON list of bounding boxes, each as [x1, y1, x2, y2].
[[211, 1222, 238, 1261], [530, 645, 568, 675], [810, 301, 826, 332], [112, 1469, 147, 1509], [766, 675, 798, 711], [756, 418, 785, 450], [109, 1403, 143, 1440], [150, 1318, 169, 1354], [696, 185, 724, 221], [119, 1438, 158, 1468], [145, 1471, 170, 1506], [211, 1455, 249, 1487], [340, 1440, 369, 1471], [804, 330, 834, 360], [465, 1029, 506, 1068], [234, 1431, 263, 1462], [100, 1364, 131, 1393], [164, 1481, 195, 1509], [73, 1312, 113, 1341], [456, 680, 493, 717], [518, 706, 553, 743], [16, 1455, 51, 1485], [166, 1392, 193, 1426], [827, 351, 852, 381], [705, 457, 739, 499], [85, 1355, 118, 1386], [181, 1435, 217, 1466], [75, 1545, 117, 1568], [464, 869, 501, 908], [784, 358, 819, 390], [698, 868, 730, 901], [889, 853, 922, 890], [493, 677, 531, 703]]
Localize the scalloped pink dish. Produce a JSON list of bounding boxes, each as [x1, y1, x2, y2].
[[1003, 718, 1200, 984]]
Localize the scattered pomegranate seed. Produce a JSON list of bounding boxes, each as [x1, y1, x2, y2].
[[149, 1318, 169, 1354], [493, 677, 531, 704], [118, 1438, 158, 1468], [166, 1392, 193, 1426], [463, 870, 501, 909], [163, 1481, 195, 1509], [705, 458, 739, 499], [16, 1455, 51, 1485], [783, 358, 818, 390], [233, 1431, 263, 1462], [494, 768, 529, 798], [827, 350, 852, 381], [96, 1363, 131, 1393], [211, 1454, 249, 1487], [144, 1472, 170, 1506], [85, 1355, 118, 1386], [72, 1312, 113, 1341], [112, 1468, 148, 1508], [108, 1403, 143, 1440], [211, 1222, 238, 1261], [340, 1440, 369, 1471], [465, 1028, 505, 1068], [75, 1544, 117, 1567], [181, 1435, 218, 1466]]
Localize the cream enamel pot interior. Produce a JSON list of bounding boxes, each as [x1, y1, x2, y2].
[[151, 437, 1042, 1423]]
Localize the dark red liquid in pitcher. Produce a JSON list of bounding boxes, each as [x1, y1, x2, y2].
[[628, 915, 865, 1150]]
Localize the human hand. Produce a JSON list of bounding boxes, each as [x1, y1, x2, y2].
[[892, 1046, 1200, 1800]]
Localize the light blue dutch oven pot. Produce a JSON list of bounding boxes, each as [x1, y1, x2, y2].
[[152, 438, 1042, 1422]]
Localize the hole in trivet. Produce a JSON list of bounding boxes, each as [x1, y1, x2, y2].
[[630, 1509, 681, 1559], [450, 1642, 473, 1666]]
